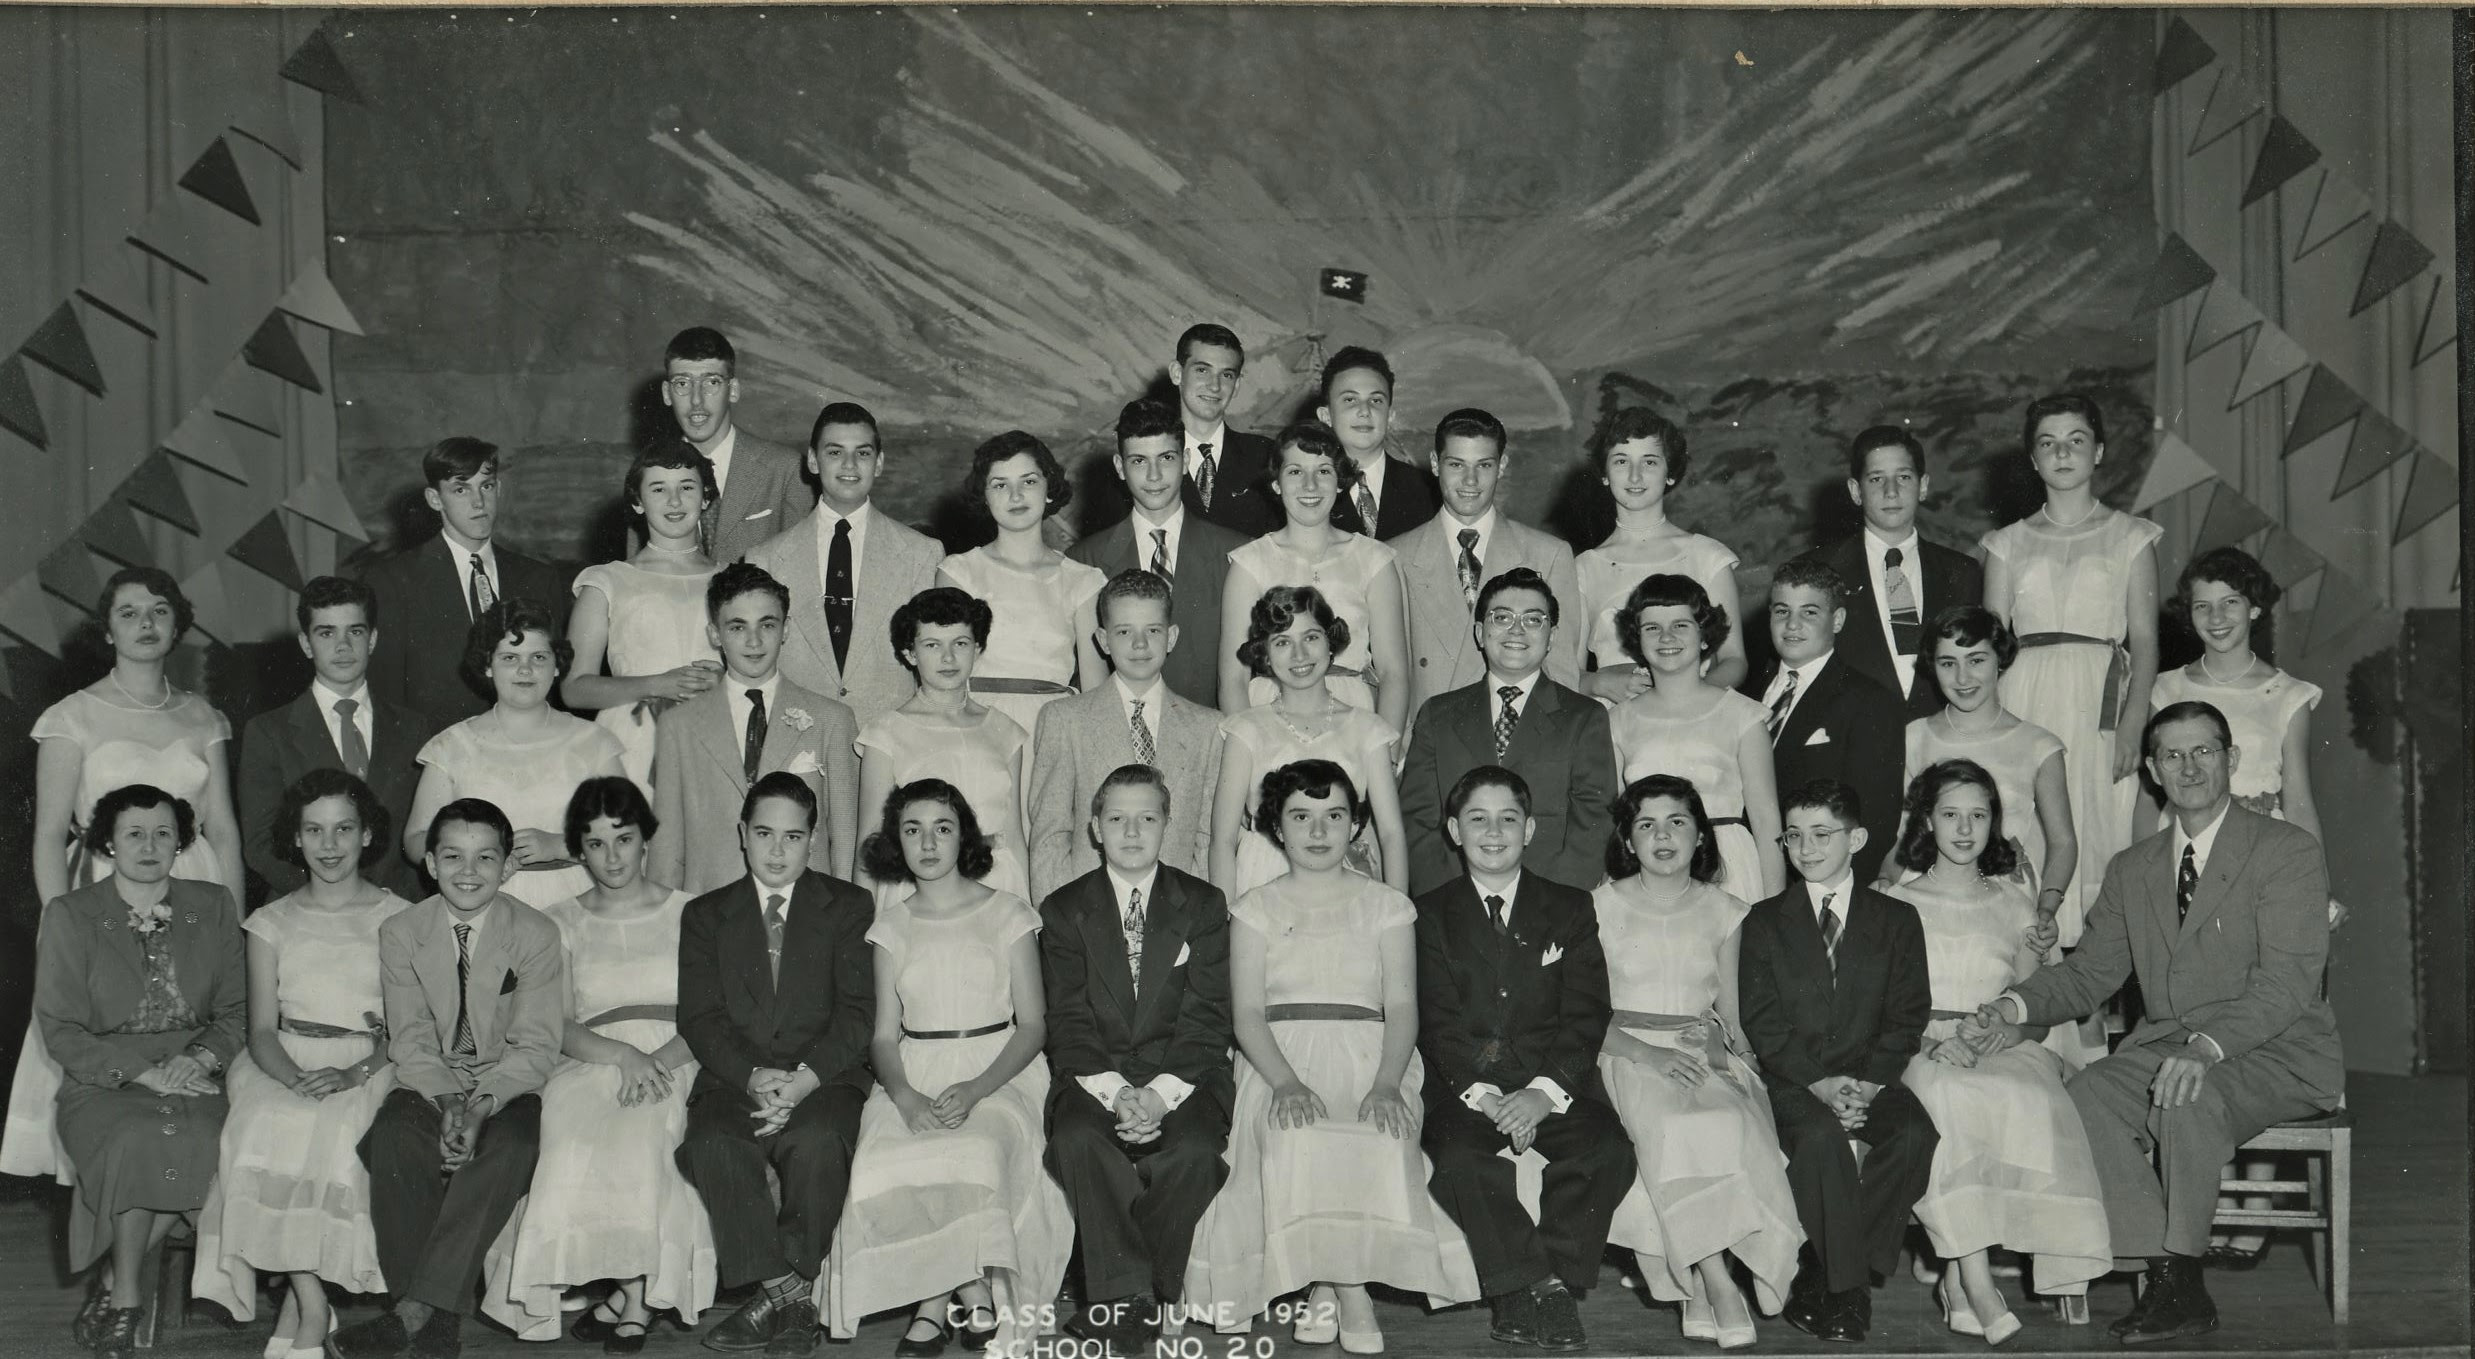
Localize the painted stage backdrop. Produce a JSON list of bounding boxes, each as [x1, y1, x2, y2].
[[326, 6, 2157, 565]]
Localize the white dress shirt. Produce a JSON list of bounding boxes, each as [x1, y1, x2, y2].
[[1129, 503, 1187, 576], [701, 424, 739, 497], [1112, 673, 1168, 734], [1444, 506, 1499, 563], [1862, 525, 1924, 694], [1356, 453, 1391, 518], [1762, 653, 1833, 733], [312, 677, 375, 764], [1079, 865, 1196, 1111], [1488, 668, 1541, 730], [812, 501, 875, 591], [1807, 871, 1856, 932], [1456, 870, 1575, 1115], [724, 672, 784, 763], [444, 540, 501, 620], [1183, 423, 1228, 486]]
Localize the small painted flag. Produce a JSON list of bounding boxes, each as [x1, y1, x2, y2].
[[1320, 268, 1369, 303]]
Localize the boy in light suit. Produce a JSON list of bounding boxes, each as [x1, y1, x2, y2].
[[660, 326, 812, 564]]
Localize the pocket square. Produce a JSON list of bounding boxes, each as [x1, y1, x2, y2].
[[497, 969, 519, 995], [1174, 941, 1191, 967], [1541, 943, 1565, 966], [782, 749, 824, 778], [744, 507, 774, 520], [1803, 727, 1833, 746]]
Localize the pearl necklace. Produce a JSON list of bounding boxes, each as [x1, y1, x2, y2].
[[109, 670, 173, 710], [2199, 649, 2256, 685], [2043, 499, 2103, 529]]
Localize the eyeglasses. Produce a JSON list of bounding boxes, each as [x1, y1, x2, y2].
[[1483, 609, 1552, 633], [2151, 744, 2226, 771], [665, 374, 729, 397], [1777, 827, 1847, 849]]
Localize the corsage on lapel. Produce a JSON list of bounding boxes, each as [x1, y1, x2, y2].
[[781, 707, 817, 733], [127, 900, 171, 937]]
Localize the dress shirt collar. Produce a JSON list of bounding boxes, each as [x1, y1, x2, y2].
[[1442, 505, 1499, 543], [1806, 872, 1856, 923], [1130, 502, 1185, 564], [440, 899, 496, 944], [1862, 524, 1921, 565], [1106, 865, 1160, 916], [1470, 870, 1524, 921], [1112, 672, 1167, 715], [2172, 800, 2233, 877], [1485, 668, 1542, 710], [726, 672, 784, 738], [1357, 453, 1390, 506], [311, 677, 372, 710], [1183, 423, 1228, 476], [701, 424, 739, 490], [1767, 652, 1834, 708]]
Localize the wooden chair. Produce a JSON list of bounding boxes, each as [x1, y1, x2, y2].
[[132, 1220, 195, 1349], [2211, 1107, 2351, 1325]]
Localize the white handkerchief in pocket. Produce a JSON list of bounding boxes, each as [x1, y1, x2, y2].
[[1174, 941, 1191, 967], [1541, 942, 1565, 966], [1803, 727, 1833, 746], [744, 507, 774, 521]]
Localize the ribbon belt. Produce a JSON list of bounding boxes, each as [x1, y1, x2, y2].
[[584, 1004, 677, 1028], [902, 1018, 1015, 1040], [1930, 1009, 1979, 1023], [279, 1016, 379, 1040], [1263, 1003, 1383, 1023], [970, 677, 1074, 697], [2015, 632, 2128, 731], [1707, 815, 1750, 830]]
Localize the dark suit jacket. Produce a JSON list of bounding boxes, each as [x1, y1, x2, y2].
[[1805, 534, 1983, 718], [1190, 429, 1282, 537], [35, 878, 247, 1090], [239, 688, 437, 899], [1038, 865, 1234, 1116], [347, 535, 568, 733], [1329, 455, 1442, 541], [1413, 873, 1611, 1106], [1067, 512, 1249, 709], [1738, 882, 1930, 1090], [677, 870, 876, 1099], [1398, 678, 1614, 898], [1754, 655, 1904, 884]]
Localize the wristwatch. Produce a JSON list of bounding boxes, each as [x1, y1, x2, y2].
[[182, 1043, 223, 1075]]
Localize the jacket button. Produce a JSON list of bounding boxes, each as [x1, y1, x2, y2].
[[161, 1167, 179, 1181], [1419, 658, 1428, 667], [162, 1123, 178, 1136], [155, 1105, 172, 1116]]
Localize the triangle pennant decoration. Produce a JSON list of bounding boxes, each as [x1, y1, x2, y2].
[[73, 249, 161, 339], [2330, 408, 2417, 500], [2193, 483, 2276, 555], [2133, 430, 2223, 511], [0, 352, 47, 449], [227, 509, 306, 591], [225, 80, 305, 169], [2184, 279, 2263, 363], [2227, 318, 2311, 408], [163, 406, 251, 485], [2293, 168, 2375, 261], [2280, 365, 2363, 456], [2412, 275, 2457, 368], [242, 312, 324, 393], [2153, 17, 2217, 94], [2132, 233, 2217, 316], [0, 575, 67, 655], [281, 473, 371, 542], [20, 300, 108, 397], [176, 136, 262, 226], [2255, 528, 2326, 589], [276, 267, 366, 336], [2394, 448, 2458, 543], [80, 500, 156, 570], [281, 27, 366, 106], [2187, 67, 2265, 155], [2350, 219, 2436, 316], [210, 358, 286, 436], [118, 449, 202, 534], [37, 539, 104, 609], [127, 194, 215, 283], [176, 560, 241, 645], [2240, 115, 2321, 208], [2279, 569, 2325, 653]]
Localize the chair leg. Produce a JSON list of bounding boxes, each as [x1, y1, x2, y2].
[[2306, 1152, 2328, 1302], [134, 1236, 161, 1350], [2330, 1133, 2351, 1327], [159, 1236, 191, 1333]]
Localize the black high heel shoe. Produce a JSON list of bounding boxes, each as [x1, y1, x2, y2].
[[71, 1271, 112, 1347], [958, 1306, 999, 1353], [894, 1315, 952, 1359]]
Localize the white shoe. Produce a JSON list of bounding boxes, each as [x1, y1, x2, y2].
[[1339, 1325, 1384, 1355], [1940, 1274, 1984, 1337], [1294, 1291, 1339, 1347], [263, 1337, 292, 1359], [1715, 1318, 1757, 1351], [1680, 1295, 1719, 1342], [1982, 1311, 2022, 1346]]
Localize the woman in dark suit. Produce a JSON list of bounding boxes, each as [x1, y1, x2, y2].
[[37, 783, 247, 1359]]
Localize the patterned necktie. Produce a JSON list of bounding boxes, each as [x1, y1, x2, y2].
[[451, 923, 476, 1055], [1457, 528, 1483, 605], [1484, 893, 1508, 937], [1884, 546, 1922, 656], [1123, 887, 1145, 995], [1129, 698, 1157, 766], [825, 520, 855, 674], [1195, 444, 1216, 509], [764, 893, 787, 983], [743, 688, 768, 784], [1766, 667, 1800, 742], [332, 697, 369, 777], [468, 553, 495, 619], [2177, 846, 2198, 925], [1817, 893, 1841, 975], [1494, 685, 1522, 759], [1149, 528, 1172, 583], [1353, 482, 1379, 536]]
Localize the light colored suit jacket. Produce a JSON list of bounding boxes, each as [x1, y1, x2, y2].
[[1395, 511, 1582, 720], [379, 894, 566, 1111], [745, 506, 943, 729], [1026, 683, 1222, 902], [2013, 806, 2342, 1104], [649, 677, 860, 891], [709, 432, 813, 565]]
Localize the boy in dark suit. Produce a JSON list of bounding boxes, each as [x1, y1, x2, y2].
[[1040, 765, 1234, 1349], [1067, 401, 1250, 708], [348, 438, 566, 734], [1738, 778, 1936, 1344], [674, 772, 876, 1355], [1152, 322, 1280, 536], [1747, 560, 1903, 884], [1416, 767, 1633, 1353], [1317, 347, 1440, 541], [1804, 425, 1983, 719]]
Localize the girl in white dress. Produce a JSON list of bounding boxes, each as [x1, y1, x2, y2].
[[194, 770, 406, 1357], [1886, 760, 2110, 1341], [1605, 575, 1784, 900], [856, 588, 1032, 904], [1593, 776, 1802, 1350], [828, 779, 1072, 1355], [1208, 586, 1407, 900], [487, 777, 712, 1349], [5, 567, 243, 1183], [1573, 408, 1749, 696], [404, 599, 628, 908], [1219, 421, 1412, 733], [937, 431, 1107, 739], [1185, 760, 1479, 1351], [562, 441, 723, 786]]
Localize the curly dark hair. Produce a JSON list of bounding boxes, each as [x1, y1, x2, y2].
[[461, 597, 574, 694], [1927, 604, 2018, 672], [624, 435, 720, 519], [968, 430, 1074, 521], [273, 768, 390, 872], [890, 586, 994, 673], [1252, 759, 1368, 849], [1893, 759, 2021, 879], [2022, 392, 2106, 453], [2175, 546, 2281, 663], [97, 567, 195, 646], [1272, 420, 1362, 495], [1590, 406, 1690, 484], [859, 778, 998, 885], [1606, 775, 1723, 884], [83, 784, 197, 858], [1618, 572, 1730, 668], [1237, 585, 1352, 681], [564, 774, 661, 861]]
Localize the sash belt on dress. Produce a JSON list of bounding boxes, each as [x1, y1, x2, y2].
[[2014, 631, 2128, 731], [970, 677, 1074, 696], [903, 1018, 1015, 1040], [1707, 815, 1749, 830], [1263, 1003, 1382, 1023], [279, 1015, 380, 1040], [584, 1004, 678, 1028]]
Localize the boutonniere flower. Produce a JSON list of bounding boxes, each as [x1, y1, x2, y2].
[[126, 900, 171, 937], [781, 707, 816, 733], [1540, 942, 1565, 966], [783, 750, 824, 778]]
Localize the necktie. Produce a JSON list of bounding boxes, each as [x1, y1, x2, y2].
[[825, 519, 854, 674], [2177, 845, 2197, 925], [451, 923, 476, 1055], [1494, 685, 1522, 759], [468, 553, 495, 619], [1766, 667, 1800, 742], [1817, 894, 1841, 974], [1123, 887, 1146, 994], [332, 697, 369, 777], [764, 893, 787, 983], [1353, 483, 1379, 536], [1884, 546, 1922, 656], [1457, 528, 1483, 605], [1129, 698, 1157, 766], [1149, 528, 1172, 583], [743, 688, 768, 784], [1195, 444, 1216, 509], [1484, 893, 1508, 937]]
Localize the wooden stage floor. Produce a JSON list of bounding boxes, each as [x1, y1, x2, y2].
[[0, 1075, 2462, 1359]]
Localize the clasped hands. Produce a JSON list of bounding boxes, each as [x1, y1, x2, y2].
[[133, 1051, 220, 1098], [746, 1065, 821, 1138], [890, 1077, 987, 1134], [1268, 1079, 1421, 1141], [1111, 1085, 1170, 1144], [1805, 1075, 1881, 1131], [286, 1062, 369, 1100], [613, 1046, 675, 1107], [1475, 1087, 1552, 1152], [433, 1091, 496, 1170]]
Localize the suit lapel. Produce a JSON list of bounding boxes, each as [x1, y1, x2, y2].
[[412, 904, 465, 1042], [774, 517, 843, 688], [1081, 884, 1139, 1025], [1499, 679, 1562, 763], [422, 535, 476, 626], [80, 889, 148, 988], [1129, 875, 1188, 1030], [694, 687, 750, 785], [2176, 811, 2249, 945]]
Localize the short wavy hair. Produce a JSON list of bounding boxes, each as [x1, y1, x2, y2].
[[1272, 420, 1362, 493], [1097, 568, 1173, 629], [1893, 758, 2021, 879], [83, 784, 197, 858], [462, 597, 574, 693], [707, 560, 791, 622], [98, 566, 195, 644], [859, 778, 998, 885], [2022, 392, 2106, 452], [1768, 557, 1849, 614], [565, 774, 661, 860], [1927, 604, 2019, 672], [273, 768, 390, 871], [1237, 585, 1352, 680], [426, 797, 513, 857], [624, 435, 719, 518], [1606, 774, 1723, 884], [295, 574, 378, 636], [1252, 758, 1368, 850], [890, 586, 994, 672], [969, 430, 1074, 521], [2175, 546, 2282, 663], [1089, 763, 1172, 821], [1619, 572, 1730, 668], [1591, 406, 1690, 484]]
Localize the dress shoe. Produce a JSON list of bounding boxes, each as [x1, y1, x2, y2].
[[408, 1310, 462, 1359], [571, 1299, 625, 1345], [705, 1290, 791, 1353], [2203, 1242, 2267, 1271], [94, 1307, 145, 1359], [2113, 1259, 2217, 1345], [1715, 1316, 1757, 1351], [1338, 1323, 1385, 1355], [891, 1313, 949, 1359], [1939, 1274, 1984, 1336], [330, 1311, 411, 1359], [1530, 1280, 1588, 1353], [2107, 1261, 2173, 1340], [73, 1271, 113, 1348], [765, 1300, 823, 1357], [1980, 1311, 2022, 1346], [1294, 1291, 1339, 1346], [1486, 1288, 1539, 1346], [957, 1304, 1000, 1353], [1791, 1289, 1866, 1343], [1680, 1293, 1719, 1341]]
